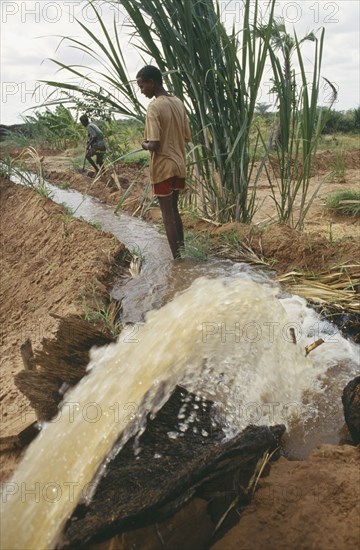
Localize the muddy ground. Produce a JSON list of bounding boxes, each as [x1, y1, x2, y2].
[[0, 145, 359, 549]]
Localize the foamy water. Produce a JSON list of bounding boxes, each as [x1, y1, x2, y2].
[[1, 275, 358, 549]]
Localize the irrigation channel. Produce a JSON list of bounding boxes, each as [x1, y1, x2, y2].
[[1, 172, 359, 549]]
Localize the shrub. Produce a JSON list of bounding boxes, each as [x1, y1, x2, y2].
[[320, 108, 360, 134], [326, 190, 360, 216]]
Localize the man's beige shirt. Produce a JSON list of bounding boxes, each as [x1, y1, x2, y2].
[[144, 95, 191, 184]]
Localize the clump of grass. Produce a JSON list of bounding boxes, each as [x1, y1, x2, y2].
[[61, 203, 75, 216], [330, 150, 346, 182], [89, 217, 102, 230], [326, 190, 360, 217], [211, 229, 269, 266], [60, 180, 71, 189], [82, 302, 122, 336], [8, 146, 54, 199], [182, 230, 210, 260], [35, 182, 54, 199], [58, 205, 75, 236], [0, 155, 13, 178], [81, 286, 122, 336]]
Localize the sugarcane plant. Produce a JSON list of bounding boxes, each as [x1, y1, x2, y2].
[[258, 19, 337, 228], [116, 0, 277, 222], [40, 0, 276, 223], [40, 1, 333, 227]]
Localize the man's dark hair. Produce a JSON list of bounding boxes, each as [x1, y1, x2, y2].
[[80, 114, 89, 125], [136, 65, 163, 86]]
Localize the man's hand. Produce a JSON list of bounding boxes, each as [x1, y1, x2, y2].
[[142, 140, 160, 152], [141, 140, 150, 150]]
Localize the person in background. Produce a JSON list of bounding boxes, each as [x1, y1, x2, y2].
[[80, 114, 106, 174], [136, 65, 191, 259]]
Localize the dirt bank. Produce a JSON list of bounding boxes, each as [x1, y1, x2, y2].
[[211, 444, 360, 550], [0, 177, 127, 478]]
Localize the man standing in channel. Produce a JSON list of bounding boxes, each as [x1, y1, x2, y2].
[[136, 65, 191, 259]]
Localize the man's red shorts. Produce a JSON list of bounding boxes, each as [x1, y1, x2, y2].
[[153, 176, 186, 197]]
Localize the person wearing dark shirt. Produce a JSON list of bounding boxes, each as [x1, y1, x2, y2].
[[80, 114, 106, 174]]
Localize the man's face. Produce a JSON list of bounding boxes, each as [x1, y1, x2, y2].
[[137, 77, 155, 99]]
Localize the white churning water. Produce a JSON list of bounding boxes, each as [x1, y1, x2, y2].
[[1, 275, 358, 550]]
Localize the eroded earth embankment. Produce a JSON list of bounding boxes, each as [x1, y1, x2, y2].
[[0, 177, 126, 478]]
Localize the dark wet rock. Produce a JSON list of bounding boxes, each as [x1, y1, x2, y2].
[[331, 312, 360, 344], [315, 305, 360, 344], [61, 386, 285, 549], [342, 376, 360, 443]]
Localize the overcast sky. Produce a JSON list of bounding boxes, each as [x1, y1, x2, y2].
[[1, 0, 359, 125]]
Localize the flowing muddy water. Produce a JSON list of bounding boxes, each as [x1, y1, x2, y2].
[[1, 173, 359, 550]]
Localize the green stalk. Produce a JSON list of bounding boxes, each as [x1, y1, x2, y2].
[[259, 20, 334, 228]]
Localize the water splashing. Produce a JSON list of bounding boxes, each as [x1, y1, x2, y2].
[[1, 276, 358, 549]]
